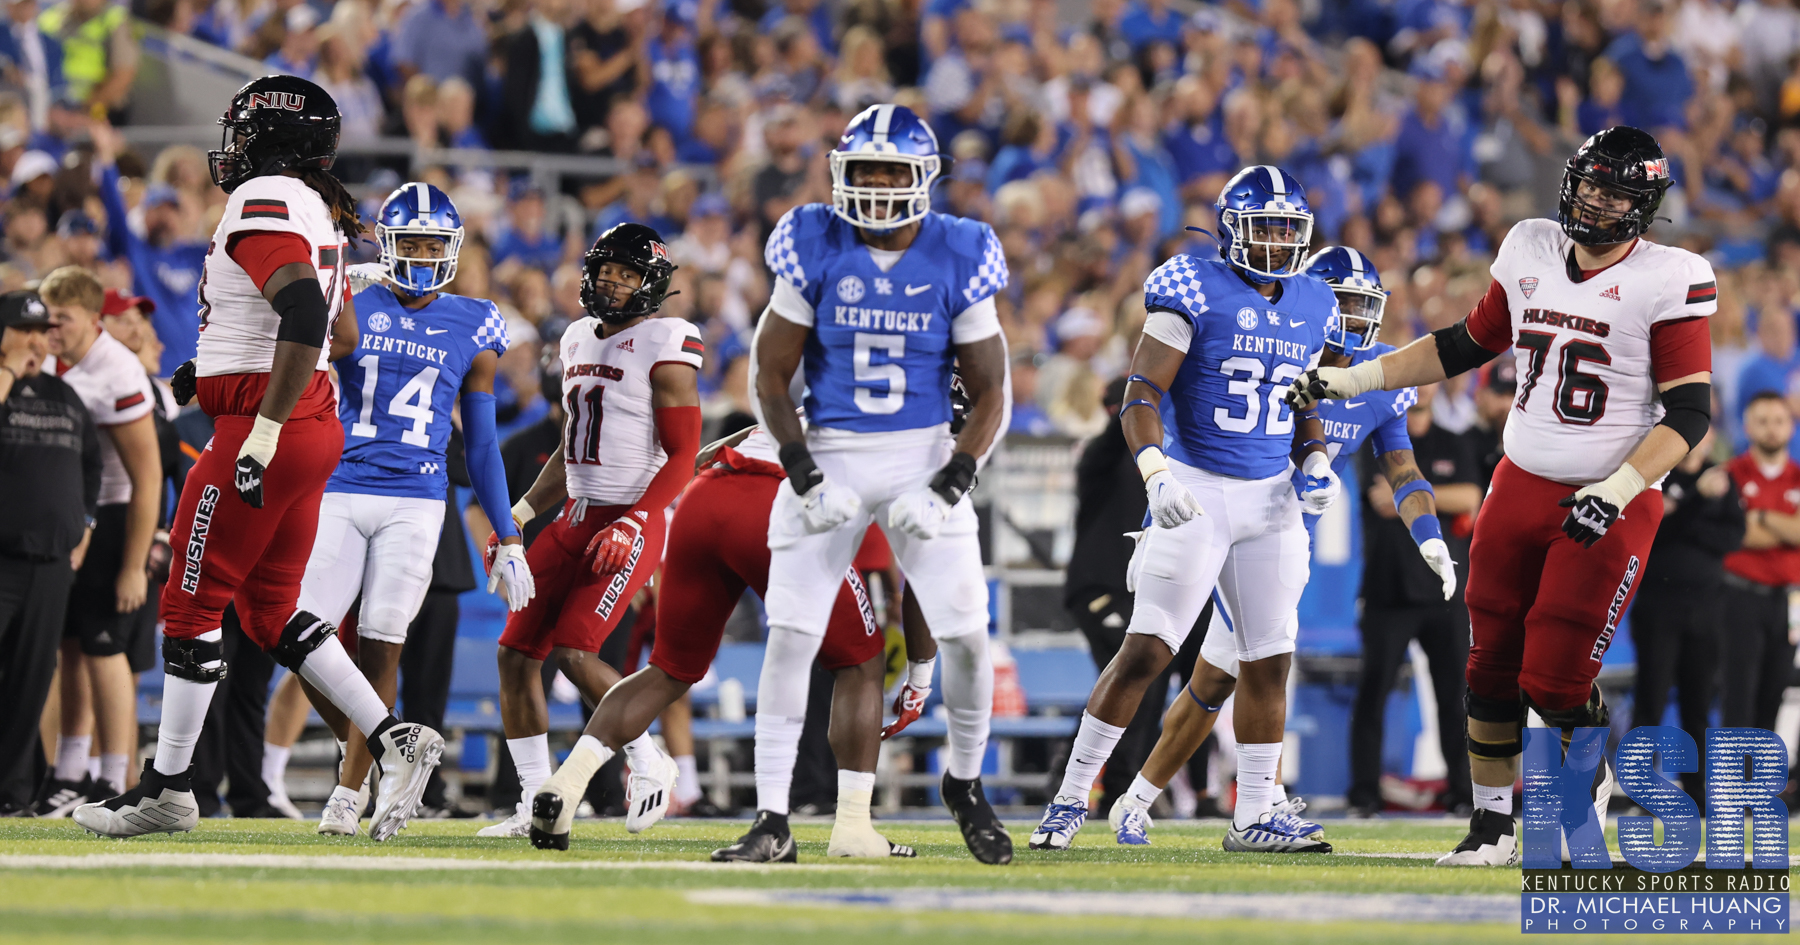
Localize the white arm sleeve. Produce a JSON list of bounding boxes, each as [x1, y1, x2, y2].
[[1142, 309, 1194, 353], [768, 277, 815, 327], [951, 295, 1001, 344]]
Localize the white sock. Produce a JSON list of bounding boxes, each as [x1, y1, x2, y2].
[[328, 783, 360, 813], [938, 633, 993, 780], [1055, 712, 1126, 804], [673, 754, 701, 804], [837, 769, 877, 825], [298, 635, 391, 735], [621, 731, 659, 768], [153, 629, 222, 776], [54, 735, 91, 781], [1125, 772, 1163, 809], [1233, 742, 1282, 830], [86, 755, 101, 781], [508, 734, 552, 801], [1473, 781, 1514, 816], [263, 742, 291, 795], [1272, 780, 1289, 806], [753, 625, 824, 815], [99, 754, 128, 795]]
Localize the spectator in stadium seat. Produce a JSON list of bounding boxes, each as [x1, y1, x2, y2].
[[2, 0, 64, 135], [1390, 58, 1470, 208], [394, 0, 487, 91], [89, 122, 206, 375], [1118, 0, 1181, 53], [1735, 303, 1800, 453], [314, 20, 382, 143], [435, 76, 487, 150], [750, 105, 821, 243], [262, 3, 318, 79], [758, 0, 834, 60], [831, 25, 895, 113], [646, 2, 700, 147], [36, 0, 133, 118], [1604, 0, 1694, 131], [568, 0, 646, 133], [1574, 57, 1628, 137], [500, 0, 580, 153], [491, 180, 566, 276]]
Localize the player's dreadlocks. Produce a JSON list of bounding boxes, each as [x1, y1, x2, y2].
[[301, 168, 365, 237]]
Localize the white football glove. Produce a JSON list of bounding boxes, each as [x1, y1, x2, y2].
[[487, 541, 535, 611], [1284, 358, 1386, 411], [347, 262, 390, 293], [1139, 446, 1201, 528], [1417, 537, 1457, 600], [1299, 452, 1341, 515], [888, 487, 952, 540], [795, 476, 862, 534]]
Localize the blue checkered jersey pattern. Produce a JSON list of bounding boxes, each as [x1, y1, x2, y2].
[[765, 204, 1006, 432], [1298, 342, 1417, 537], [329, 287, 510, 498], [1144, 256, 1336, 480]]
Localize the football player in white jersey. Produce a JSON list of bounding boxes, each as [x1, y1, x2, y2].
[[1288, 127, 1715, 866], [485, 224, 704, 842], [76, 75, 444, 842]]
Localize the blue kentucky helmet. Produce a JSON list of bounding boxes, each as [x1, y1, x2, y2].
[[376, 182, 464, 295], [1303, 245, 1388, 353], [1215, 165, 1314, 283], [829, 103, 942, 232]]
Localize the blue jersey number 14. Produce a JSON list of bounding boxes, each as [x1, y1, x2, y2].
[[350, 354, 440, 447]]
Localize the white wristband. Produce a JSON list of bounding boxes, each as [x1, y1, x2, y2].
[[1344, 358, 1385, 397], [1597, 463, 1647, 506], [907, 655, 936, 689], [243, 414, 282, 463], [510, 497, 535, 529], [1136, 445, 1170, 482], [1302, 451, 1331, 478]]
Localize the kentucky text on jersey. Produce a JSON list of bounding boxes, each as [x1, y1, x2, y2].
[[830, 307, 935, 332], [357, 332, 452, 364], [1323, 418, 1364, 442], [1231, 334, 1310, 360]]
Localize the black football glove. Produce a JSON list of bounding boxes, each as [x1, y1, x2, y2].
[[234, 454, 266, 508], [1558, 492, 1620, 548], [171, 359, 197, 406]]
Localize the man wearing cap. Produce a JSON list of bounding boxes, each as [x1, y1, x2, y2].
[[9, 147, 54, 201], [91, 122, 207, 375], [491, 181, 566, 275], [56, 209, 102, 271], [1467, 359, 1516, 490], [0, 289, 102, 816]]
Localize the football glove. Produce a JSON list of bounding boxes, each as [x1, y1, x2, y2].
[[1283, 359, 1385, 412], [1558, 465, 1644, 549], [234, 414, 281, 508], [881, 683, 930, 739], [485, 540, 535, 611], [794, 477, 861, 533], [1417, 537, 1457, 600], [1138, 446, 1200, 529], [1298, 452, 1340, 515], [888, 488, 951, 540], [346, 262, 390, 293], [171, 359, 197, 406], [587, 511, 648, 576]]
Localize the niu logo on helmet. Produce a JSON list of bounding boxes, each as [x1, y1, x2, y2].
[[648, 241, 670, 261], [246, 91, 306, 111]]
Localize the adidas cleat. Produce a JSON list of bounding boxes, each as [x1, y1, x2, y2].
[[625, 748, 678, 834], [477, 804, 532, 838], [1223, 811, 1334, 853], [1270, 795, 1324, 840], [368, 722, 444, 842], [32, 776, 91, 819], [942, 773, 1013, 864], [1028, 796, 1088, 851], [71, 763, 199, 838], [529, 766, 588, 851], [317, 790, 360, 836], [1109, 799, 1152, 846], [712, 810, 797, 863], [1436, 808, 1519, 866], [827, 818, 917, 858]]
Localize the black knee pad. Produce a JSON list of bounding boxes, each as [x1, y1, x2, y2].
[[1528, 684, 1609, 731], [1465, 690, 1523, 759], [270, 610, 336, 672], [162, 635, 228, 683]]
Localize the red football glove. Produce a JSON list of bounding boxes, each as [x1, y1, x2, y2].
[[484, 531, 501, 574], [586, 512, 647, 576], [880, 683, 930, 740]]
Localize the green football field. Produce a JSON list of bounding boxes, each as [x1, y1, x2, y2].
[[0, 818, 1723, 943]]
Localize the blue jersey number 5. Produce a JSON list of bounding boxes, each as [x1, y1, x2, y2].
[[853, 332, 906, 414]]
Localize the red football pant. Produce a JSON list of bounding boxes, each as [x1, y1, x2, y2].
[[498, 499, 665, 662], [161, 373, 342, 649], [1463, 457, 1663, 711], [651, 465, 884, 684]]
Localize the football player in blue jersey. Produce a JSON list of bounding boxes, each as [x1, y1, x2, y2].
[[730, 104, 1014, 864], [1100, 246, 1461, 845], [1031, 166, 1344, 854], [293, 183, 536, 837]]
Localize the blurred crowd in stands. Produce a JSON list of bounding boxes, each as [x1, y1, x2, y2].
[[0, 0, 1798, 447]]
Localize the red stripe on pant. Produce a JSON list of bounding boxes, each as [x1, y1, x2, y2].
[[1463, 456, 1663, 711]]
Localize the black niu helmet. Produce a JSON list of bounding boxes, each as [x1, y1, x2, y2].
[[580, 223, 677, 323], [209, 74, 342, 194], [1557, 126, 1672, 247]]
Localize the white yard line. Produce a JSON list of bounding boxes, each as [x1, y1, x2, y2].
[[0, 853, 875, 873], [688, 888, 1519, 923]]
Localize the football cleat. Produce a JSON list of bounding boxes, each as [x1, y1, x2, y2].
[[32, 775, 91, 819], [943, 773, 1013, 864], [1223, 811, 1334, 853], [265, 788, 305, 821], [624, 748, 679, 834], [1028, 796, 1088, 851], [367, 722, 445, 842], [529, 766, 588, 851], [317, 790, 360, 836], [712, 810, 798, 863], [1436, 808, 1520, 866], [827, 818, 917, 858], [71, 763, 199, 838], [478, 804, 532, 838], [1270, 795, 1325, 840], [1109, 799, 1152, 846]]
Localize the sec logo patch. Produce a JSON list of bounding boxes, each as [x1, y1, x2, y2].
[[1236, 307, 1258, 330], [837, 275, 866, 303], [368, 311, 391, 332]]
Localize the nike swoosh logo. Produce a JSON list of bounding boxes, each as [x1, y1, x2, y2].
[[425, 328, 448, 335], [905, 284, 932, 296], [1344, 400, 1364, 408], [1289, 319, 1305, 327]]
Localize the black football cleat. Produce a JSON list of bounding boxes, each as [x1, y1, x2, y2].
[[942, 773, 1014, 865], [711, 810, 798, 863]]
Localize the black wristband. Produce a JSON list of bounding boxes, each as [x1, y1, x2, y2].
[[271, 278, 329, 347], [929, 452, 979, 505], [778, 441, 822, 494]]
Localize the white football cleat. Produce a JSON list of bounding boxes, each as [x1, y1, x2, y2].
[[1436, 808, 1520, 866], [367, 722, 445, 842], [266, 788, 305, 821], [827, 818, 917, 857], [1027, 796, 1088, 850], [625, 748, 679, 834], [476, 804, 532, 838], [317, 788, 360, 836], [1223, 811, 1333, 853], [72, 764, 199, 838]]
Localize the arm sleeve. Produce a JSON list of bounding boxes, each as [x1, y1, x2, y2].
[[97, 163, 136, 262], [627, 405, 702, 519], [226, 231, 314, 292], [1465, 279, 1513, 352], [460, 390, 516, 539], [1142, 307, 1194, 352]]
